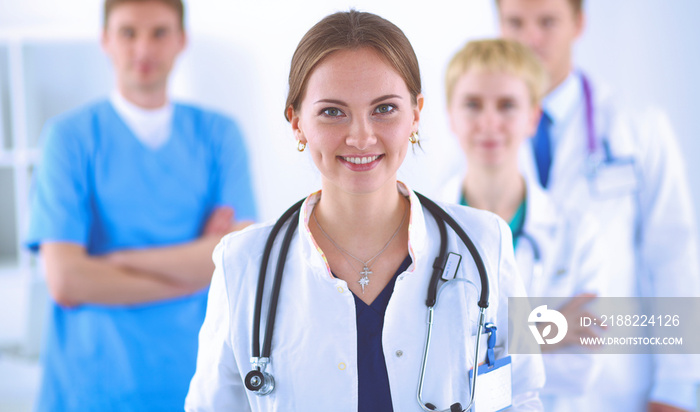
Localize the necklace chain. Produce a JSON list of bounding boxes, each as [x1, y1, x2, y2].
[[312, 200, 408, 293]]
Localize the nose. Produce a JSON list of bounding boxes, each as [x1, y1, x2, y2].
[[519, 23, 544, 54], [133, 35, 157, 60], [477, 107, 500, 134], [345, 117, 377, 150]]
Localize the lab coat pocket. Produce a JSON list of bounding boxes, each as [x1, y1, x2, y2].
[[588, 159, 640, 199]]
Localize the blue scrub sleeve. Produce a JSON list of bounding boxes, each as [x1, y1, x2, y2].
[[26, 119, 91, 251], [213, 118, 257, 222]]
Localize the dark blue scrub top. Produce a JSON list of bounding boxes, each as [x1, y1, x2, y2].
[[353, 255, 412, 412]]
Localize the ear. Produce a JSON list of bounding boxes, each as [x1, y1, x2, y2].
[[100, 29, 110, 54], [447, 105, 458, 136], [177, 29, 188, 54], [573, 11, 586, 40], [288, 106, 306, 143], [411, 93, 424, 132]]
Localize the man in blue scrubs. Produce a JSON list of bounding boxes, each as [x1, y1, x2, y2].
[[26, 0, 257, 410]]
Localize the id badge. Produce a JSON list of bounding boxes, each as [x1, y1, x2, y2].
[[468, 356, 513, 412], [589, 158, 639, 199], [468, 324, 512, 412]]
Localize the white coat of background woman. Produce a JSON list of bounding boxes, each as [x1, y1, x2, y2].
[[439, 38, 607, 408]]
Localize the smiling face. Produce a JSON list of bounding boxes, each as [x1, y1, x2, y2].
[[102, 0, 186, 101], [448, 70, 540, 171], [289, 47, 422, 196]]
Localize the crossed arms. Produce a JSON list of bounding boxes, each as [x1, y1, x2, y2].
[[41, 207, 252, 307]]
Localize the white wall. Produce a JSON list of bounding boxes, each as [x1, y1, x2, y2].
[[575, 0, 700, 233], [1, 0, 698, 224], [1, 1, 699, 409]]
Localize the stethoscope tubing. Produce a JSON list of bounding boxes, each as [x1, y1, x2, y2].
[[417, 279, 487, 412], [580, 72, 597, 156], [251, 198, 305, 362], [415, 192, 489, 309], [248, 192, 491, 409]]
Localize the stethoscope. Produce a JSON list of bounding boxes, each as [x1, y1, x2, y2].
[[515, 230, 543, 284], [580, 72, 619, 172], [244, 192, 490, 412], [460, 194, 543, 290], [568, 73, 639, 197], [509, 199, 543, 289]]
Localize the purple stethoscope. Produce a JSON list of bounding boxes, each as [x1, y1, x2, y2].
[[581, 73, 612, 171], [579, 73, 640, 199]]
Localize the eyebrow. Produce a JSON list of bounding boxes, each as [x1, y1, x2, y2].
[[314, 94, 403, 106], [462, 93, 518, 100]]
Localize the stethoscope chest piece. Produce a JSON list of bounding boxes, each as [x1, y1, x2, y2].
[[245, 367, 275, 396]]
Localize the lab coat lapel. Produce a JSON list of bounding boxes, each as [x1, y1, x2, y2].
[[438, 174, 463, 205], [384, 188, 480, 410], [517, 182, 559, 297]]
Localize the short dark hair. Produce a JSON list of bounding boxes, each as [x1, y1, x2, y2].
[[103, 0, 185, 29]]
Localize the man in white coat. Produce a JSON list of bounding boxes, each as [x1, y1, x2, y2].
[[497, 0, 700, 411]]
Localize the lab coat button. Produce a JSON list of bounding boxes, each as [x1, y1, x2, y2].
[[338, 362, 346, 370], [395, 350, 403, 358]]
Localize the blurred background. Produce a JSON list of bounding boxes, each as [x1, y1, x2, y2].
[[1, 0, 699, 410]]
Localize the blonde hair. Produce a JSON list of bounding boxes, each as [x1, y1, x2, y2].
[[285, 10, 421, 121], [495, 0, 584, 14], [445, 38, 548, 106]]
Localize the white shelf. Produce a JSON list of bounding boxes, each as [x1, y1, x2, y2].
[[0, 149, 40, 167], [0, 26, 99, 43], [0, 257, 20, 276], [0, 32, 104, 354], [0, 354, 40, 412], [0, 44, 10, 152], [0, 150, 13, 167]]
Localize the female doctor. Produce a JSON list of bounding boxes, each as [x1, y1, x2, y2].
[[440, 39, 607, 408], [186, 11, 544, 412]]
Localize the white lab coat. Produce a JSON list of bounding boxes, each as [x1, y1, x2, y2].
[[517, 71, 700, 411], [439, 176, 607, 404], [186, 184, 545, 411]]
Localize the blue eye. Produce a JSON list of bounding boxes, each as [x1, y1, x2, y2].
[[374, 104, 395, 114], [322, 108, 344, 117]]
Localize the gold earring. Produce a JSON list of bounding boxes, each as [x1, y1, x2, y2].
[[409, 131, 419, 144], [297, 140, 306, 152]]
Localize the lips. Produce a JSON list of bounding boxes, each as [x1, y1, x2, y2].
[[340, 155, 381, 164], [479, 141, 500, 149], [338, 154, 383, 171]]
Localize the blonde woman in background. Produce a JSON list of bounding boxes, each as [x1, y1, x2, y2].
[[441, 38, 607, 409]]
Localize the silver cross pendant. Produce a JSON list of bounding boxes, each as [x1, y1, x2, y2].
[[358, 265, 372, 293]]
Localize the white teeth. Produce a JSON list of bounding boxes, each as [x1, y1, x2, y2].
[[343, 155, 379, 165]]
